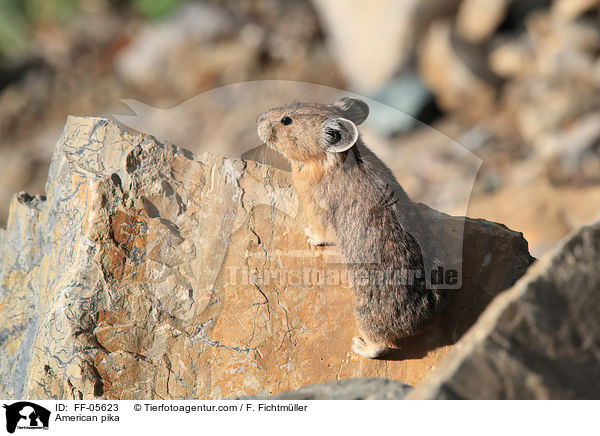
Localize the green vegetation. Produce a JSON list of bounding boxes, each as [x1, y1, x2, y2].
[[0, 0, 186, 64], [130, 0, 185, 19]]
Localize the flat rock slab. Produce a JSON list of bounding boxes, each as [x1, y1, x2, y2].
[[0, 117, 533, 399]]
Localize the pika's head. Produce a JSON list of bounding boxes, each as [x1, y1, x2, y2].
[[257, 97, 369, 162]]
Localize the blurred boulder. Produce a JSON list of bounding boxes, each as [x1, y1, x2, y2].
[[115, 2, 239, 94], [311, 0, 461, 94], [456, 0, 510, 43], [408, 219, 600, 399], [489, 39, 532, 79], [0, 117, 533, 399], [419, 21, 497, 121], [418, 2, 600, 150], [367, 73, 433, 135], [534, 111, 600, 185], [500, 11, 600, 144], [552, 0, 600, 21], [239, 378, 412, 400]]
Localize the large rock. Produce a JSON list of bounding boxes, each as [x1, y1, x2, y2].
[[408, 220, 600, 399], [0, 117, 533, 399]]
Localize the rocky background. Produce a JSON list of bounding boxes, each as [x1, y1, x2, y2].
[[0, 0, 599, 399], [1, 0, 600, 257]]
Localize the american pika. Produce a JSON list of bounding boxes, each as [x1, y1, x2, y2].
[[257, 97, 443, 359]]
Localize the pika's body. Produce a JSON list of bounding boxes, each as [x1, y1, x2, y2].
[[257, 98, 443, 358]]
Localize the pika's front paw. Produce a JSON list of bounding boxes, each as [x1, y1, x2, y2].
[[352, 336, 388, 359], [304, 227, 334, 247]]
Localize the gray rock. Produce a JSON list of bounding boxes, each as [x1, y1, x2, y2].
[[238, 378, 412, 400], [408, 220, 600, 399], [367, 73, 432, 135], [552, 0, 600, 21], [311, 0, 461, 93]]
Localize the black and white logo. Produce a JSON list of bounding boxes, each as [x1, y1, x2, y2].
[[2, 402, 50, 433]]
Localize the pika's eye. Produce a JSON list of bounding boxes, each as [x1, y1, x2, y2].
[[280, 116, 292, 126]]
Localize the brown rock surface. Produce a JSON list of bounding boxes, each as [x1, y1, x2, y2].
[[0, 117, 533, 399], [408, 220, 600, 399]]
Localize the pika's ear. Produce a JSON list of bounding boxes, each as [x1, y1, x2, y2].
[[321, 117, 358, 153], [334, 97, 369, 125]]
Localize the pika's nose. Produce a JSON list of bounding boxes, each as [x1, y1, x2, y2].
[[257, 118, 272, 143], [256, 113, 266, 123]]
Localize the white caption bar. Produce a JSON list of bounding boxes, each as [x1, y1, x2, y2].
[[0, 400, 596, 435]]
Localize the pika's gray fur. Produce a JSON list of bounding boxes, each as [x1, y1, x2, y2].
[[257, 97, 444, 359]]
